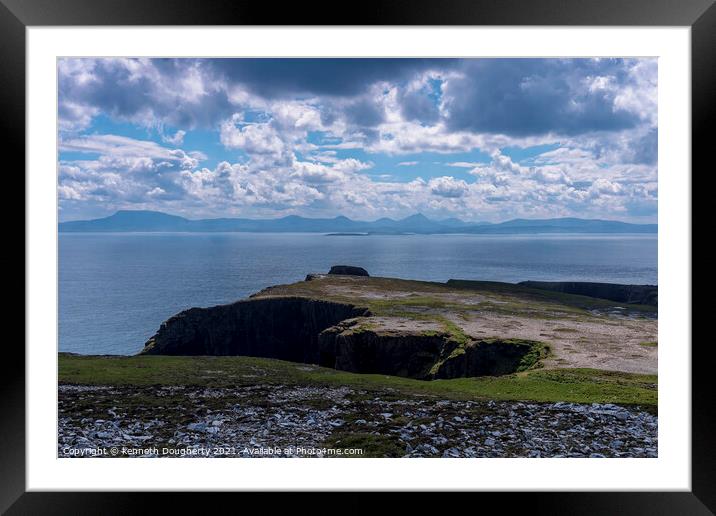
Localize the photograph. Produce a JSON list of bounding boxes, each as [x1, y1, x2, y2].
[[56, 56, 660, 459], [3, 0, 708, 506]]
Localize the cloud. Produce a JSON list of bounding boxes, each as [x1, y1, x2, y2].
[[532, 147, 595, 165], [398, 73, 444, 124], [209, 58, 457, 98], [162, 130, 186, 145], [60, 134, 202, 167], [289, 158, 371, 184], [58, 58, 658, 223], [220, 118, 287, 158], [58, 58, 234, 131], [59, 140, 657, 223], [428, 176, 469, 198], [589, 178, 626, 197], [629, 128, 658, 165], [58, 101, 98, 132], [447, 161, 484, 168], [441, 58, 653, 136]]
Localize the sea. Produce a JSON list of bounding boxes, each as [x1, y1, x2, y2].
[[59, 232, 657, 355]]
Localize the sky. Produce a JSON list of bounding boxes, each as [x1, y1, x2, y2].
[[58, 58, 657, 223]]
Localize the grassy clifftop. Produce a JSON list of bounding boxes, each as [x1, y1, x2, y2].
[[252, 274, 657, 375], [257, 275, 657, 317]]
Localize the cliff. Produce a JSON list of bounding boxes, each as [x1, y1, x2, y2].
[[141, 297, 369, 361], [140, 268, 657, 378], [318, 318, 544, 379]]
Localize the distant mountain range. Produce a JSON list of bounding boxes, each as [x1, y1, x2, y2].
[[59, 210, 657, 235]]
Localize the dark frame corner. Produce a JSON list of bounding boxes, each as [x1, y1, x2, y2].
[[5, 0, 712, 513]]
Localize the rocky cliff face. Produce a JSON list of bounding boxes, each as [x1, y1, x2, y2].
[[318, 319, 544, 380], [140, 297, 370, 361], [318, 319, 456, 379], [328, 265, 370, 276]]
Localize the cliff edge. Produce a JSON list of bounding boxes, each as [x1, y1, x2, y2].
[[140, 267, 657, 378]]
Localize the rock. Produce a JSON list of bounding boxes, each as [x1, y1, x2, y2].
[[328, 265, 369, 277], [140, 297, 369, 360], [443, 447, 461, 458], [319, 321, 451, 378], [416, 444, 439, 455], [59, 384, 659, 459], [320, 320, 543, 380]]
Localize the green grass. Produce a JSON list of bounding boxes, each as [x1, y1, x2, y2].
[[436, 316, 471, 345], [262, 275, 656, 320], [510, 339, 550, 372], [445, 279, 657, 316], [59, 353, 657, 408]]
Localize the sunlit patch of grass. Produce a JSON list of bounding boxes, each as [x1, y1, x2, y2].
[[638, 341, 658, 347]]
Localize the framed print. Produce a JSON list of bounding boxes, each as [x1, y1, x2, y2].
[[4, 0, 712, 512]]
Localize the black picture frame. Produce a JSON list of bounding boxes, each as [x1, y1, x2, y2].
[[4, 0, 710, 512]]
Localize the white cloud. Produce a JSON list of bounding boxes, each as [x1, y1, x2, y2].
[[61, 134, 192, 161], [162, 130, 186, 145], [589, 178, 625, 197], [533, 147, 594, 165], [290, 161, 348, 184], [332, 158, 373, 173], [447, 161, 484, 168], [613, 59, 658, 125], [220, 117, 286, 157], [428, 176, 469, 198]]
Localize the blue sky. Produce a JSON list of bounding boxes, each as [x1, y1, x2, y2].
[[58, 58, 657, 223]]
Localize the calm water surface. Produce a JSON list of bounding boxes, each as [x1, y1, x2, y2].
[[59, 232, 657, 355]]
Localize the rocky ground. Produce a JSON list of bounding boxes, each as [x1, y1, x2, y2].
[[58, 383, 657, 458]]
